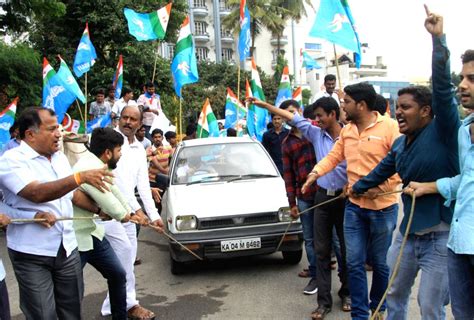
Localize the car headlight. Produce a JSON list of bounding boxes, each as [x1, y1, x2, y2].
[[278, 207, 292, 222], [176, 215, 198, 231]]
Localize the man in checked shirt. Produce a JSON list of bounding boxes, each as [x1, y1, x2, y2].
[[280, 100, 318, 295]]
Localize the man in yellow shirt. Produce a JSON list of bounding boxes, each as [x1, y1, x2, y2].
[[303, 83, 401, 320]]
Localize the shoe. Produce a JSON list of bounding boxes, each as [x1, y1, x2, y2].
[[371, 309, 385, 320], [127, 305, 155, 320], [303, 278, 318, 295], [134, 258, 142, 266], [341, 296, 351, 312], [310, 306, 331, 319], [298, 269, 310, 278]]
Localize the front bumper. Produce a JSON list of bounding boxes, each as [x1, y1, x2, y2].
[[168, 223, 303, 262]]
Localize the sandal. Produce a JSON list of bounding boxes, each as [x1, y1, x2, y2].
[[341, 296, 351, 312], [310, 306, 331, 319], [127, 305, 156, 320]]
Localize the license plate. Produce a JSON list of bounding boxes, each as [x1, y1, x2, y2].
[[221, 237, 261, 252]]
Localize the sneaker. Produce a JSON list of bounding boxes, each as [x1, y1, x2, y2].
[[303, 278, 318, 295]]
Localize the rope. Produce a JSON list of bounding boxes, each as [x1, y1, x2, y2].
[[10, 216, 102, 223], [275, 193, 345, 252], [370, 191, 416, 320]]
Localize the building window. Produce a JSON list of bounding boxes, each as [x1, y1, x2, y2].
[[305, 42, 322, 51], [194, 0, 206, 8], [194, 22, 207, 35], [196, 47, 209, 61], [220, 27, 232, 38], [219, 0, 229, 10], [165, 43, 175, 59], [222, 48, 233, 61]]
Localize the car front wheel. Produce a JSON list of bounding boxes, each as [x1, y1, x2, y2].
[[282, 250, 303, 264], [170, 255, 186, 275]]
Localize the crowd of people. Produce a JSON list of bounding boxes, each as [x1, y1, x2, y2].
[[0, 7, 473, 320]]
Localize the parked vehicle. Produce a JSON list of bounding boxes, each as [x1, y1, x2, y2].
[[162, 137, 303, 274]]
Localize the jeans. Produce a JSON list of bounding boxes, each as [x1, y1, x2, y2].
[[386, 231, 449, 320], [448, 249, 474, 320], [8, 247, 83, 320], [313, 189, 349, 309], [298, 198, 316, 278], [344, 201, 398, 320], [80, 237, 127, 320]]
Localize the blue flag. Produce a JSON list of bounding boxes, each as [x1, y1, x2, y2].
[[87, 112, 112, 133], [309, 0, 361, 67], [0, 98, 17, 150], [171, 17, 199, 97], [56, 56, 86, 104], [238, 0, 251, 61], [302, 50, 321, 70], [43, 57, 77, 124], [73, 23, 97, 77]]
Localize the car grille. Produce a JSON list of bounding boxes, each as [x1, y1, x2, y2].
[[198, 212, 278, 230]]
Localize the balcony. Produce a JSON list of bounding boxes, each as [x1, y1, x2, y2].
[[192, 5, 208, 17], [220, 6, 231, 17], [220, 32, 234, 44], [194, 32, 210, 42], [270, 35, 288, 46]]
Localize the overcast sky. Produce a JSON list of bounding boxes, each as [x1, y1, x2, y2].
[[347, 0, 474, 79]]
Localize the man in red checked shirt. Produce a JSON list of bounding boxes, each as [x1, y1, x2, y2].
[[280, 99, 319, 295]]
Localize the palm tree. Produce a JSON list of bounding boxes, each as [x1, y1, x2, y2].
[[222, 0, 313, 59], [221, 0, 286, 57]]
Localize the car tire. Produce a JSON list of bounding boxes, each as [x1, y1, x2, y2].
[[282, 250, 303, 264], [170, 256, 186, 275]]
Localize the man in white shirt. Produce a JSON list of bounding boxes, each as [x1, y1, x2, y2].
[[99, 105, 164, 320], [137, 82, 161, 140], [111, 87, 136, 121], [0, 212, 11, 320], [0, 107, 111, 319]]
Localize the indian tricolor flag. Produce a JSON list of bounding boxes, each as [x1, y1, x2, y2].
[[113, 55, 123, 99], [124, 3, 172, 41], [0, 97, 18, 148], [292, 87, 303, 108], [275, 65, 292, 107], [62, 114, 86, 134], [197, 98, 219, 138]]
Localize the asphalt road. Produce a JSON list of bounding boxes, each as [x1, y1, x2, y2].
[[1, 223, 454, 320]]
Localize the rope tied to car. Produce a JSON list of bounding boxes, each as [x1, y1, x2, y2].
[[276, 188, 416, 320]]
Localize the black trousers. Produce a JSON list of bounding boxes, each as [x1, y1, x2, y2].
[[313, 189, 350, 308], [8, 246, 83, 320], [0, 278, 11, 320]]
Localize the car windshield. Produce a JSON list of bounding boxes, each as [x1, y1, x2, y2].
[[172, 142, 279, 185]]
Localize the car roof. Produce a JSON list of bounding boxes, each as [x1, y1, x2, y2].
[[179, 136, 256, 147]]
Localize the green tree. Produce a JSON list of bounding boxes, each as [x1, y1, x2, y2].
[[0, 43, 41, 111]]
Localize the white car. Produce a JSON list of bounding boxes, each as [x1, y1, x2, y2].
[[162, 137, 303, 274]]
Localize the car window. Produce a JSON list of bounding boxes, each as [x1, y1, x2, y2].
[[172, 142, 279, 184]]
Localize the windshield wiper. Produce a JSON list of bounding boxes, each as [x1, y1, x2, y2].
[[186, 175, 240, 186], [227, 174, 278, 183]]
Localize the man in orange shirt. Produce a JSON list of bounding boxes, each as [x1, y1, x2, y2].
[[303, 83, 401, 320]]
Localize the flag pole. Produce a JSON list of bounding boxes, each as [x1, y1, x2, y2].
[[75, 100, 85, 122], [236, 64, 241, 130], [333, 44, 343, 90], [84, 72, 88, 130], [152, 41, 161, 83], [179, 90, 182, 139]]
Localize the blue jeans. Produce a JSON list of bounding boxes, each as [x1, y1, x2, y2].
[[80, 237, 127, 320], [448, 249, 474, 319], [298, 198, 316, 278], [386, 231, 449, 320], [344, 201, 398, 320]]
